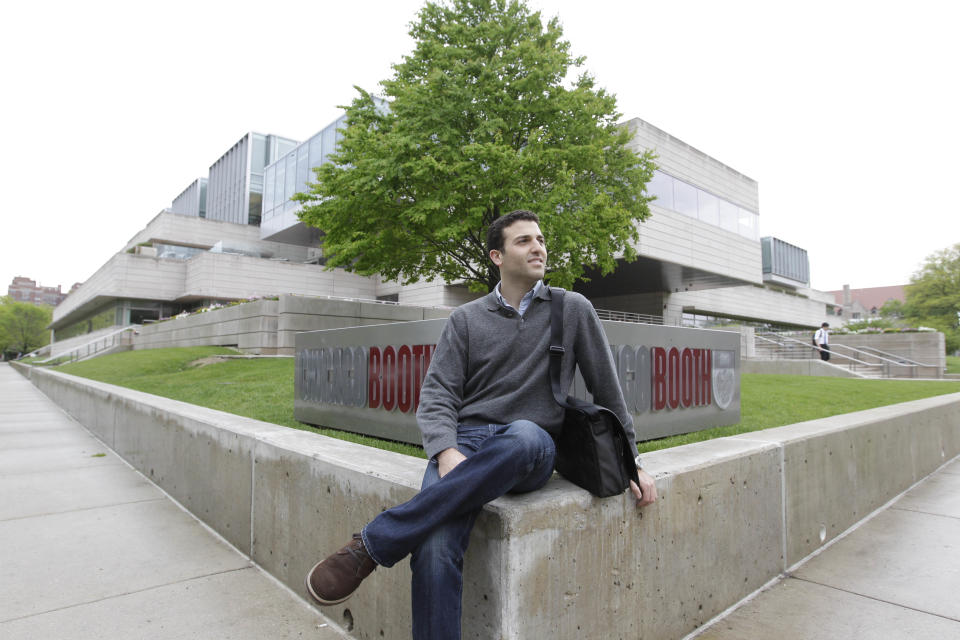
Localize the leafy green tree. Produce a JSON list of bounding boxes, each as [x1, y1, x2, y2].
[[878, 298, 904, 320], [295, 0, 655, 292], [903, 243, 960, 353], [0, 297, 52, 358]]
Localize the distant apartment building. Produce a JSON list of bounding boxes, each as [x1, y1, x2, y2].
[[7, 277, 72, 306], [829, 285, 907, 320]]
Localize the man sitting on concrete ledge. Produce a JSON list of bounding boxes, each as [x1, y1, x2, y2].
[[305, 210, 658, 639]]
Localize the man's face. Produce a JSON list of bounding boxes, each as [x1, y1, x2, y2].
[[491, 220, 547, 283]]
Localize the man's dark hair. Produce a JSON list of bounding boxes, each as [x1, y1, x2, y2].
[[822, 322, 830, 328], [486, 210, 540, 255]]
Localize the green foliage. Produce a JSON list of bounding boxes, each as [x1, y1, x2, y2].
[[296, 0, 655, 292], [879, 298, 904, 319], [902, 243, 960, 352], [637, 374, 960, 453], [947, 356, 960, 374], [0, 296, 52, 358], [840, 317, 897, 332]]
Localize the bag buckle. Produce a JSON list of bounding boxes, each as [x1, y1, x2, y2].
[[549, 345, 565, 356]]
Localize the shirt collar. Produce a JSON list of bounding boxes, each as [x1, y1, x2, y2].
[[495, 280, 544, 316]]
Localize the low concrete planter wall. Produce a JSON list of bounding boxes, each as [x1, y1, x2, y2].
[[13, 363, 960, 639], [134, 299, 281, 354], [130, 295, 453, 356], [741, 358, 861, 377], [830, 332, 945, 377]]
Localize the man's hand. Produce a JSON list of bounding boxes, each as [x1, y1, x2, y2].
[[629, 469, 658, 507], [437, 447, 467, 478]]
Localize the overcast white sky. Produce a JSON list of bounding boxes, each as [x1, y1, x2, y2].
[[2, 0, 957, 296]]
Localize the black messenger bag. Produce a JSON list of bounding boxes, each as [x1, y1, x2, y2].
[[548, 288, 639, 498]]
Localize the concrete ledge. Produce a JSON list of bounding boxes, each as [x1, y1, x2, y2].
[[742, 358, 862, 377], [13, 363, 960, 639], [130, 295, 454, 356]]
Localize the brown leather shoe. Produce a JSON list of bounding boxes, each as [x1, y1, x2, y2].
[[305, 534, 377, 606]]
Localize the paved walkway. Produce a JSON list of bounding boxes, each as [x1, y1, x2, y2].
[[694, 457, 960, 639], [3, 361, 959, 639], [0, 363, 345, 639]]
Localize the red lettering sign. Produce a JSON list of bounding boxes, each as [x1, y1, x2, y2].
[[681, 348, 694, 408], [368, 347, 382, 409], [397, 345, 412, 413], [367, 344, 436, 413], [652, 347, 667, 411], [382, 346, 397, 411], [651, 346, 713, 411], [698, 348, 711, 406]]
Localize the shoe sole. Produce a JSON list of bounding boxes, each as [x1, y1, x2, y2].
[[305, 559, 354, 606]]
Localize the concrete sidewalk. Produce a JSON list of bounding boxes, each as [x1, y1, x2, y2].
[[694, 457, 960, 639], [0, 363, 345, 639], [5, 360, 960, 640]]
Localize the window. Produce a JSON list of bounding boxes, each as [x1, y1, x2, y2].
[[698, 191, 720, 226], [648, 170, 673, 210], [673, 180, 698, 218]]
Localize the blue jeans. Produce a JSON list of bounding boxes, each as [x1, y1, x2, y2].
[[361, 420, 556, 640]]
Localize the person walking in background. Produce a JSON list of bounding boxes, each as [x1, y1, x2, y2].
[[815, 322, 831, 361]]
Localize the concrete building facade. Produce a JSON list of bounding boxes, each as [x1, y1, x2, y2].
[[51, 113, 835, 355]]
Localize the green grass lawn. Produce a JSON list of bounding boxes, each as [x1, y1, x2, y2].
[[55, 347, 424, 457], [637, 374, 960, 453], [54, 347, 960, 457], [947, 355, 960, 374]]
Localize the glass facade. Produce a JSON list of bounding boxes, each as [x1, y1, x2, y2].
[[54, 304, 121, 341], [205, 133, 298, 226], [262, 113, 349, 223], [154, 243, 206, 260], [646, 169, 759, 241]]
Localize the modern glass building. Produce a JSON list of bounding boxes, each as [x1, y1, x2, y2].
[[170, 177, 207, 218], [260, 98, 390, 246], [206, 133, 299, 226], [50, 111, 837, 358]]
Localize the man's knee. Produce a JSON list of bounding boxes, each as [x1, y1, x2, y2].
[[505, 419, 551, 445], [502, 420, 555, 464]]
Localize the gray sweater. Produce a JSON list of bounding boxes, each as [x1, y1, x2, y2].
[[416, 286, 639, 461]]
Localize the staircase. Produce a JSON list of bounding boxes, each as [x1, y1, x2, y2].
[[754, 332, 885, 378]]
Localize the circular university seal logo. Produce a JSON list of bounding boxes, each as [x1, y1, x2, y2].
[[711, 349, 736, 410]]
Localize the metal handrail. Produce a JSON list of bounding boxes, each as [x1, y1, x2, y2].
[[855, 345, 937, 368], [755, 332, 880, 373], [595, 309, 664, 325], [826, 344, 915, 377], [39, 325, 140, 365]]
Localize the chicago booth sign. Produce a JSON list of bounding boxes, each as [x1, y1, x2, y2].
[[295, 319, 740, 446]]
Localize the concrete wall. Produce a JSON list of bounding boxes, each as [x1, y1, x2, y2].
[[625, 118, 762, 286], [133, 294, 453, 355], [133, 299, 281, 353], [741, 358, 862, 377], [669, 284, 829, 329], [831, 332, 945, 376], [14, 363, 960, 640]]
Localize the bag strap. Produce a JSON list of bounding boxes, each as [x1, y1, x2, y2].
[[548, 288, 574, 409], [549, 287, 640, 486]]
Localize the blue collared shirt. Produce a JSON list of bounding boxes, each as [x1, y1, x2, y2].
[[495, 280, 543, 317]]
